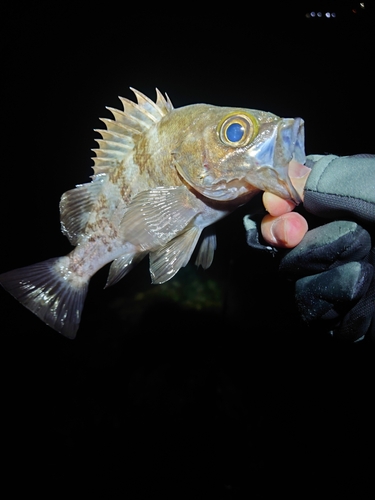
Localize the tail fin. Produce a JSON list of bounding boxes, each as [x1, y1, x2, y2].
[[0, 257, 88, 339]]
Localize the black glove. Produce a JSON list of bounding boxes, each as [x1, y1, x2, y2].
[[245, 154, 375, 342], [279, 220, 375, 342]]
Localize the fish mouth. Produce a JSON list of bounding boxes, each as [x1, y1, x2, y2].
[[244, 117, 305, 204]]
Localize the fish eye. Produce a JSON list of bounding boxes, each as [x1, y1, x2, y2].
[[226, 122, 244, 142], [218, 112, 258, 147]]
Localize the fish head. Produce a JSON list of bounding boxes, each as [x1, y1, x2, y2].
[[172, 105, 305, 204]]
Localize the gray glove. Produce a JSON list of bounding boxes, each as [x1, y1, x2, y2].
[[246, 154, 375, 342], [284, 154, 375, 342], [303, 154, 375, 224]]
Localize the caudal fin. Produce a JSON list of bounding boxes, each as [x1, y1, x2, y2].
[[0, 257, 88, 339]]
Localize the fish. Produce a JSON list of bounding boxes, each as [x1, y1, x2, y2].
[[0, 88, 305, 338]]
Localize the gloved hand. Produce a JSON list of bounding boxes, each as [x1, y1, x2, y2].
[[245, 154, 375, 342], [279, 219, 375, 342]]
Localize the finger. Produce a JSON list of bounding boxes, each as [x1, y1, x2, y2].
[[262, 191, 295, 216], [261, 212, 308, 248], [288, 161, 311, 200]]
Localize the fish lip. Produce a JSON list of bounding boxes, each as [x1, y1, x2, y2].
[[280, 117, 305, 204], [290, 117, 305, 164]]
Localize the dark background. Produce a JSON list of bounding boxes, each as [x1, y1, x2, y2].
[[1, 1, 374, 498]]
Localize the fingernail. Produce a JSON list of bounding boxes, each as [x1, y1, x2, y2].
[[271, 218, 289, 245], [289, 160, 311, 178]]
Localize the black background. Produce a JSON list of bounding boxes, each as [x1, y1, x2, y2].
[[1, 2, 374, 498]]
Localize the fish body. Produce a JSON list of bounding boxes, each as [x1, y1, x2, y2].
[[0, 88, 305, 338]]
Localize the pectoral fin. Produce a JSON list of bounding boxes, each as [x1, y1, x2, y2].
[[149, 225, 202, 284], [120, 186, 202, 251]]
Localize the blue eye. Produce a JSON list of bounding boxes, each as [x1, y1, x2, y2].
[[226, 122, 245, 143], [218, 112, 258, 147]]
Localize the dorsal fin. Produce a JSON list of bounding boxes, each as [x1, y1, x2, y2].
[[92, 88, 173, 176], [155, 88, 174, 114], [60, 89, 173, 246], [130, 87, 174, 119]]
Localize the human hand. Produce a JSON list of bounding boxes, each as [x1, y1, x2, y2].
[[260, 160, 311, 248], [247, 154, 375, 342]]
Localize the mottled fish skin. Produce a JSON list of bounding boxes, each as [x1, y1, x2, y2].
[[0, 88, 305, 338]]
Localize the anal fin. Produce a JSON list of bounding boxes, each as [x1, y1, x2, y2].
[[105, 252, 146, 288]]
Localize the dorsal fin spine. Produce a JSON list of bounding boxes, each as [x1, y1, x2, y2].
[[106, 107, 150, 132], [130, 87, 165, 119], [92, 88, 173, 175], [98, 118, 142, 137], [94, 129, 134, 144], [155, 88, 174, 113], [119, 96, 159, 123], [94, 139, 131, 153]]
